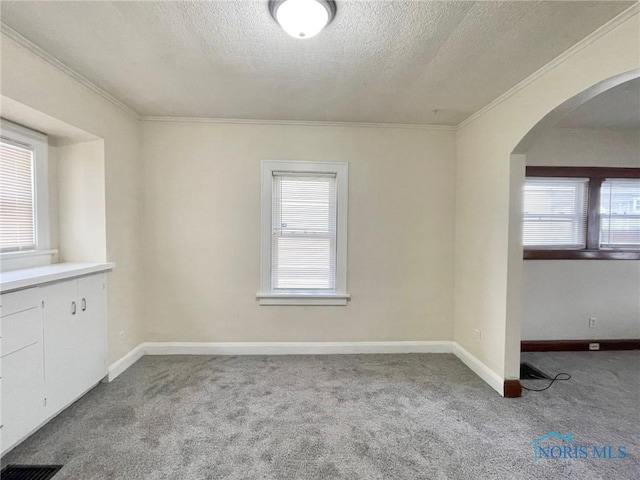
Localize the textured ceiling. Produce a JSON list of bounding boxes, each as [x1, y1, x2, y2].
[[557, 78, 640, 131], [0, 1, 634, 125]]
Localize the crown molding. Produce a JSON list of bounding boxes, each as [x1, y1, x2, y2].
[[457, 3, 640, 130], [140, 115, 457, 131], [1, 23, 140, 120]]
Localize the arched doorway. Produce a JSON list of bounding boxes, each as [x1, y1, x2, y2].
[[505, 70, 640, 394], [453, 6, 639, 398]]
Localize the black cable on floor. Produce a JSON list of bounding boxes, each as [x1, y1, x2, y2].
[[521, 373, 571, 392]]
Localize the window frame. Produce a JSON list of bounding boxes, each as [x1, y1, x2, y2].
[[524, 166, 640, 260], [0, 120, 52, 261], [522, 177, 589, 250], [258, 160, 349, 305]]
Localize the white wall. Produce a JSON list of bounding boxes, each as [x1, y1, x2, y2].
[[1, 34, 145, 363], [454, 9, 639, 382], [57, 140, 107, 263], [522, 128, 640, 340], [526, 128, 640, 168], [142, 121, 456, 343], [523, 260, 640, 340]]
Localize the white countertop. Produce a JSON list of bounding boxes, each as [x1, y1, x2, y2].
[[0, 262, 115, 293]]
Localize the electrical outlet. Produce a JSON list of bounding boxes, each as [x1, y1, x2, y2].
[[474, 329, 482, 343], [589, 317, 597, 329], [118, 331, 125, 345], [589, 343, 600, 351]]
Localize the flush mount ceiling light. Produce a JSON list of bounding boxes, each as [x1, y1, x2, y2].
[[269, 0, 337, 39]]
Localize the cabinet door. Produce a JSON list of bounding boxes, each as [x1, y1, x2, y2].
[[42, 279, 83, 415], [77, 273, 107, 387], [1, 307, 45, 454]]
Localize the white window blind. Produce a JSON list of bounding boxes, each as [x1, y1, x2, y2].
[[600, 178, 640, 250], [523, 177, 589, 249], [272, 172, 337, 292], [0, 139, 36, 252]]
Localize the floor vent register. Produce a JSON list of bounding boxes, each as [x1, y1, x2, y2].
[[520, 362, 552, 380], [0, 465, 63, 480]]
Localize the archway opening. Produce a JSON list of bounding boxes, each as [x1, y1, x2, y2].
[[507, 71, 640, 392]]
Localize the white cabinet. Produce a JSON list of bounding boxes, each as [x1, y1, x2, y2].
[[0, 288, 44, 455], [42, 274, 107, 415], [0, 272, 107, 455]]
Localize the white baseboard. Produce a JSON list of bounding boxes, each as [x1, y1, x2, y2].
[[142, 340, 453, 356], [452, 342, 504, 396], [107, 343, 145, 382], [107, 340, 505, 397], [106, 341, 452, 381]]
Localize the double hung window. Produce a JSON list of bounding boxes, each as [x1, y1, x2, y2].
[[259, 161, 349, 305]]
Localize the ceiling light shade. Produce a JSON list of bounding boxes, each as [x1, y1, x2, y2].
[[269, 0, 337, 39]]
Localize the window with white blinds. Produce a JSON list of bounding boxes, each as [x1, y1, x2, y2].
[[0, 140, 35, 252], [0, 120, 49, 261], [523, 177, 589, 249], [260, 161, 348, 305], [272, 173, 336, 291], [600, 178, 640, 250]]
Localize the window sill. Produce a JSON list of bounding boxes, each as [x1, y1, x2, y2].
[[0, 249, 58, 259], [1, 249, 59, 272], [257, 293, 350, 306], [524, 250, 640, 260]]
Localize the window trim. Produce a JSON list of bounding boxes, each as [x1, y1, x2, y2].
[[0, 119, 52, 260], [524, 166, 640, 260], [258, 160, 349, 305]]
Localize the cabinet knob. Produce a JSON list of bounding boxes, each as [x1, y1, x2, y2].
[[81, 298, 87, 312], [71, 301, 76, 315]]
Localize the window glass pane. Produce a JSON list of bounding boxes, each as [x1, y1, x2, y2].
[[0, 140, 36, 252], [272, 174, 337, 291], [523, 177, 588, 249], [600, 179, 640, 249]]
